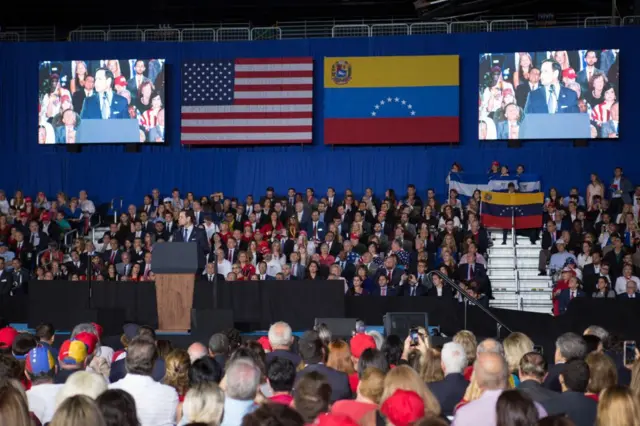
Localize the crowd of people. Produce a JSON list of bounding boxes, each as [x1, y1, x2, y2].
[[0, 320, 638, 426], [0, 162, 638, 314]]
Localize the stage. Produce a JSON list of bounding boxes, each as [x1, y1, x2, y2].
[[6, 280, 640, 359]]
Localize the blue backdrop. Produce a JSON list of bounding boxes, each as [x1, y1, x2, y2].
[[0, 27, 636, 206]]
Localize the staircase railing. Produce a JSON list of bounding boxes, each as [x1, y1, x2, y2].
[[427, 270, 513, 338]]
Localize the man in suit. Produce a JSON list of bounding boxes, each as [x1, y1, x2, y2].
[[538, 221, 560, 275], [371, 275, 397, 296], [173, 209, 210, 271], [115, 252, 134, 277], [81, 68, 129, 120], [558, 277, 586, 314], [582, 252, 604, 295], [600, 102, 619, 138], [518, 352, 558, 403], [72, 75, 95, 112], [265, 321, 301, 367], [257, 262, 275, 280], [617, 280, 640, 299], [576, 50, 601, 89], [148, 108, 166, 142], [515, 67, 540, 109], [374, 255, 403, 288], [200, 262, 225, 283], [544, 332, 587, 392], [0, 258, 13, 299], [40, 213, 61, 245], [496, 103, 521, 140], [397, 274, 428, 296], [428, 342, 469, 416], [542, 360, 597, 426], [457, 254, 487, 285], [306, 210, 326, 242], [524, 59, 579, 114], [65, 250, 86, 276], [296, 331, 351, 402], [27, 221, 49, 253], [127, 60, 151, 95]]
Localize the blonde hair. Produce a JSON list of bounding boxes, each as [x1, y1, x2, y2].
[[380, 365, 441, 418], [182, 382, 224, 426], [358, 367, 386, 404], [421, 348, 445, 384], [462, 371, 483, 403], [503, 332, 533, 373], [453, 330, 477, 365], [50, 395, 106, 426], [326, 340, 355, 375], [597, 386, 640, 426], [56, 371, 108, 408], [0, 380, 32, 426], [164, 348, 191, 396]]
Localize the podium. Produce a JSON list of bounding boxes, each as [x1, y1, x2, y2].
[[152, 243, 198, 331]]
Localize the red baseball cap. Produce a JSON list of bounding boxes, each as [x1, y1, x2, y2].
[[380, 389, 425, 426], [114, 75, 127, 87], [73, 331, 98, 355], [562, 68, 577, 80], [257, 336, 272, 352], [0, 327, 18, 349], [349, 333, 376, 358]]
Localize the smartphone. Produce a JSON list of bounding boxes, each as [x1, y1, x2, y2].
[[624, 341, 637, 365], [409, 328, 419, 346], [533, 345, 544, 355]]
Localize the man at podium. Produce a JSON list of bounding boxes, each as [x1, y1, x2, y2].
[[524, 59, 579, 114], [173, 210, 210, 272]]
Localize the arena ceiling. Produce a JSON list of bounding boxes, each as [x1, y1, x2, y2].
[[3, 0, 632, 29]]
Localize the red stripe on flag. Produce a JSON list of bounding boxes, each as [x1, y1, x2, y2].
[[233, 98, 313, 105], [182, 139, 313, 145], [181, 112, 313, 120], [181, 126, 312, 134], [480, 214, 543, 230], [235, 57, 313, 65], [234, 71, 313, 78], [324, 117, 459, 145], [234, 84, 313, 92]]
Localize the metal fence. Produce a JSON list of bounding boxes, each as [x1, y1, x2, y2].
[[0, 14, 632, 42]]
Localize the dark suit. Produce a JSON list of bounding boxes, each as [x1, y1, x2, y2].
[[518, 379, 558, 404], [265, 349, 302, 367], [457, 263, 487, 284], [296, 363, 351, 402], [371, 286, 398, 296], [397, 283, 428, 296], [524, 85, 579, 114], [0, 269, 13, 296], [428, 373, 468, 416], [173, 226, 210, 269], [374, 268, 403, 288], [543, 363, 564, 392], [80, 92, 129, 119], [558, 289, 585, 314], [542, 391, 597, 426], [427, 286, 455, 299], [617, 292, 640, 300], [306, 221, 326, 241], [515, 82, 537, 109]]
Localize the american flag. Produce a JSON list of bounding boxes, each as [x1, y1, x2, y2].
[[181, 57, 314, 145]]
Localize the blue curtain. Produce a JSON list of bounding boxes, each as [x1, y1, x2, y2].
[[0, 27, 636, 207]]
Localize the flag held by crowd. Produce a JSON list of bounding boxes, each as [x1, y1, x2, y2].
[[181, 57, 313, 145], [448, 172, 542, 202], [323, 55, 460, 145], [480, 191, 544, 230]]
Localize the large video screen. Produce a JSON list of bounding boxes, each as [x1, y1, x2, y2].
[[38, 59, 166, 144], [478, 50, 619, 140]]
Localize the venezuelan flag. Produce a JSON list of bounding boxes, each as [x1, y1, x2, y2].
[[323, 55, 459, 145], [480, 191, 544, 230]]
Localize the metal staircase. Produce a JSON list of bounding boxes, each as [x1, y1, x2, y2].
[[487, 230, 554, 314]]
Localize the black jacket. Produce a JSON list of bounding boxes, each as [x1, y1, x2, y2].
[[517, 379, 558, 403], [295, 363, 351, 402], [428, 373, 469, 416], [542, 391, 597, 426]]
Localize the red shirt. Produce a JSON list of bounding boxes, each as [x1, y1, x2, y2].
[[331, 400, 377, 423], [348, 372, 359, 393]]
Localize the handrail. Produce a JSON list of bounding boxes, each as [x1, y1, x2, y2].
[[35, 248, 49, 267], [64, 229, 78, 248], [426, 270, 512, 336]]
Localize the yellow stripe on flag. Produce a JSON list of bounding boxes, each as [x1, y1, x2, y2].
[[481, 191, 544, 206], [323, 55, 459, 88]]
